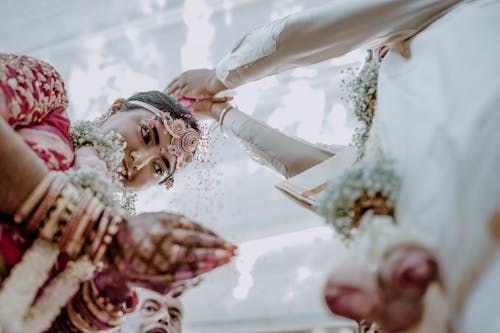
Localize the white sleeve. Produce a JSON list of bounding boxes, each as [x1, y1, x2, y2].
[[221, 108, 336, 179], [216, 0, 461, 88]]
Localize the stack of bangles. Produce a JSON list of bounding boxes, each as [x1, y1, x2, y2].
[[13, 171, 124, 262], [65, 278, 136, 332]]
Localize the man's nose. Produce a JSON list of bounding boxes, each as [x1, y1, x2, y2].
[[157, 310, 171, 327]]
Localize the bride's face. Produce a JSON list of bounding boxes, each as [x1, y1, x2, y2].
[[101, 108, 177, 189]]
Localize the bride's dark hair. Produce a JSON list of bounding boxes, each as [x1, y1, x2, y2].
[[121, 91, 199, 132]]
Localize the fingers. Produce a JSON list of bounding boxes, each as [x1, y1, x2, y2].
[[323, 263, 381, 322], [213, 96, 233, 103], [379, 244, 437, 298], [164, 77, 181, 95], [117, 211, 237, 295], [171, 88, 185, 101], [169, 228, 236, 251], [163, 214, 217, 236], [324, 247, 436, 332], [376, 298, 424, 333]]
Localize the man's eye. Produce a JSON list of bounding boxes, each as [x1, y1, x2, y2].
[[142, 304, 158, 315], [141, 125, 151, 144], [170, 313, 180, 322], [154, 162, 165, 176]]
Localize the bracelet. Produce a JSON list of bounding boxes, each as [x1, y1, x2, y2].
[[65, 197, 102, 259], [93, 215, 122, 264], [218, 104, 234, 135], [70, 199, 105, 259], [81, 280, 125, 328], [18, 169, 126, 266], [26, 173, 67, 232], [59, 188, 93, 254], [39, 184, 75, 241], [14, 171, 57, 224]]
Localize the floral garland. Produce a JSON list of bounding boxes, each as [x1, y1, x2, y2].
[[23, 256, 95, 333], [69, 120, 126, 173], [316, 156, 400, 240], [0, 239, 60, 332], [341, 50, 380, 160], [69, 121, 136, 214], [317, 48, 400, 241], [0, 122, 134, 331]]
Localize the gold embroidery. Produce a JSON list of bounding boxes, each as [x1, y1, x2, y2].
[[18, 128, 74, 170], [0, 54, 68, 128]]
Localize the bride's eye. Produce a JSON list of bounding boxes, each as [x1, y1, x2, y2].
[[141, 125, 151, 144], [154, 162, 165, 176]]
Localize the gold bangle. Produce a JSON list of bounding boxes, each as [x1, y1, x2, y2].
[[93, 214, 122, 266], [26, 174, 67, 232], [88, 208, 111, 262], [60, 188, 93, 255], [74, 199, 105, 259], [81, 281, 124, 327], [67, 295, 99, 332], [81, 201, 104, 254], [39, 186, 73, 241], [66, 197, 101, 258], [14, 171, 57, 224]]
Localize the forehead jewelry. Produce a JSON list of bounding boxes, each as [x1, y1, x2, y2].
[[127, 100, 200, 189]]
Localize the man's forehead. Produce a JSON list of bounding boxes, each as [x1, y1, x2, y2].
[[137, 288, 183, 311]]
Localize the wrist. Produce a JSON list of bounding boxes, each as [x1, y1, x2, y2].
[[210, 102, 229, 120], [209, 69, 228, 93]]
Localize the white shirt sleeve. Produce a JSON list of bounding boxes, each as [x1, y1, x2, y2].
[[216, 0, 461, 88], [221, 107, 336, 179]]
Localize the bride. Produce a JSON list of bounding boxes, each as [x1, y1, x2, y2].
[[0, 53, 235, 332]]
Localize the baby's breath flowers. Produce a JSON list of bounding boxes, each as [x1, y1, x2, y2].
[[69, 121, 136, 214], [341, 50, 380, 159], [317, 49, 399, 241], [69, 120, 126, 174], [316, 157, 400, 241]]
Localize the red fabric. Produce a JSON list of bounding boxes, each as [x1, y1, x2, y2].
[[0, 53, 75, 273]]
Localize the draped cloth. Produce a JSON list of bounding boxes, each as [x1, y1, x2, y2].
[[373, 1, 500, 331], [0, 53, 75, 280]]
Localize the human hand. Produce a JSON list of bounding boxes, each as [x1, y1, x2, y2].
[[165, 69, 227, 100], [324, 245, 438, 332], [324, 263, 382, 323], [109, 212, 237, 294], [178, 97, 232, 121], [378, 244, 437, 298]]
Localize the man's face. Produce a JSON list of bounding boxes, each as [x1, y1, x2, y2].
[[124, 288, 183, 333]]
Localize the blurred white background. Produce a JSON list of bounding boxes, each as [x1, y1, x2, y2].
[[0, 1, 365, 332]]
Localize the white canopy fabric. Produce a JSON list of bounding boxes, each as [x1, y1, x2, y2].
[[1, 1, 364, 332]]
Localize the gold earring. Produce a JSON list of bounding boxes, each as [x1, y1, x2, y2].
[[93, 98, 126, 125], [92, 109, 118, 126]]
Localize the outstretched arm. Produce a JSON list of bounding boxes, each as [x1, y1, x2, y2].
[[0, 115, 48, 215], [187, 99, 337, 178], [166, 0, 460, 98], [212, 103, 336, 178]]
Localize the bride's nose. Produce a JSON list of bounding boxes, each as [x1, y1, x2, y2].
[[130, 147, 157, 171]]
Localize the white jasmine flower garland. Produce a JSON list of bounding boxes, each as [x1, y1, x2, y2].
[[69, 121, 136, 214]]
